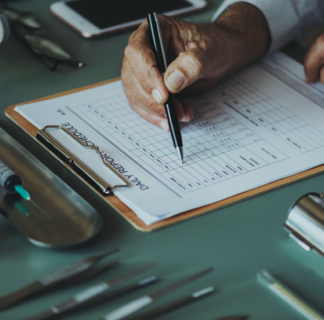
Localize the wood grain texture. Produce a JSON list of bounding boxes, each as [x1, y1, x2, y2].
[[6, 78, 324, 232]]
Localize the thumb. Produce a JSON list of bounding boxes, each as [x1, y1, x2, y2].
[[164, 49, 208, 93]]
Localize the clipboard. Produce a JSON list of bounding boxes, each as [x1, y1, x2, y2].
[[5, 77, 324, 232]]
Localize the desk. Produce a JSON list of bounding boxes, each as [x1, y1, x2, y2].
[[1, 1, 324, 319]]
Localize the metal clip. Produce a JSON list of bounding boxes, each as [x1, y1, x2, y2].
[[37, 125, 130, 194]]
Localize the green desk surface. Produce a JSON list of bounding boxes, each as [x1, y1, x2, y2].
[[1, 1, 324, 319]]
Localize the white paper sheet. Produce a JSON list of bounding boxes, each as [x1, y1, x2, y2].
[[15, 52, 324, 225]]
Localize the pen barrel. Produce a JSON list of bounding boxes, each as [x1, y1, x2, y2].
[[147, 13, 166, 72], [165, 96, 183, 148], [147, 12, 183, 154]]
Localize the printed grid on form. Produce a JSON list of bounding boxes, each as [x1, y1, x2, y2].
[[75, 76, 324, 194], [218, 77, 324, 153]]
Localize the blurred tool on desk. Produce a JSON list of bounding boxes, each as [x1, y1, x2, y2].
[[0, 11, 9, 43], [0, 249, 119, 310], [23, 262, 157, 320], [0, 4, 82, 70], [0, 158, 30, 200], [0, 127, 103, 248]]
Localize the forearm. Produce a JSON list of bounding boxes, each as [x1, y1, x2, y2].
[[214, 0, 324, 53], [213, 2, 271, 78]]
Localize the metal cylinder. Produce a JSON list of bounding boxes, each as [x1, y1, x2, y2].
[[285, 192, 324, 255]]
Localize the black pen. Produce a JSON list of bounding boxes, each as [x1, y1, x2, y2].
[[147, 12, 184, 164]]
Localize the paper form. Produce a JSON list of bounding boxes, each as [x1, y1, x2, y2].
[[15, 52, 324, 225]]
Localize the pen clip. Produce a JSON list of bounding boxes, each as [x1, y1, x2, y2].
[[147, 12, 168, 72]]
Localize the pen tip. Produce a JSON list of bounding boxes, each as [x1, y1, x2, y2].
[[176, 146, 184, 164]]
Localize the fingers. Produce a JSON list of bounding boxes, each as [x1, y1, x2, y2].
[[173, 98, 194, 122], [122, 57, 166, 118], [321, 67, 324, 84], [304, 34, 324, 83], [126, 92, 169, 131], [165, 49, 207, 93], [123, 69, 169, 131], [180, 100, 194, 121], [123, 57, 187, 120], [123, 54, 193, 129], [124, 20, 169, 105], [163, 22, 222, 94], [125, 84, 193, 130], [122, 16, 194, 128]]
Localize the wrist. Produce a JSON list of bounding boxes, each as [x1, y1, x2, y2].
[[213, 2, 271, 73]]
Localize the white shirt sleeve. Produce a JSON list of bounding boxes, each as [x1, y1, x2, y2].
[[211, 0, 324, 53]]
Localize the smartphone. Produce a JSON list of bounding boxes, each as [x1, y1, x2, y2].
[[50, 0, 207, 38]]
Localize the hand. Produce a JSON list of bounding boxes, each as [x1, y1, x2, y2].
[[121, 2, 270, 130], [305, 34, 324, 83]]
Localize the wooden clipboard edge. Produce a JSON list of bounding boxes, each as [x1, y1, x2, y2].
[[5, 105, 152, 232], [5, 78, 324, 232]]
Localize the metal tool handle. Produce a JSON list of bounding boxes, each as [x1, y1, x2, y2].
[[24, 309, 55, 320], [0, 281, 43, 310]]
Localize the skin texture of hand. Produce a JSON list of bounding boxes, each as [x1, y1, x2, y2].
[[305, 34, 324, 84], [121, 2, 271, 130]]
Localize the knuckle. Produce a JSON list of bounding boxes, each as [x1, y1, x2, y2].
[[146, 114, 160, 127], [197, 39, 208, 51], [121, 69, 132, 88], [320, 68, 324, 83], [145, 97, 164, 116], [304, 56, 314, 70], [120, 65, 127, 80], [128, 102, 137, 113], [139, 65, 158, 88], [138, 69, 153, 87], [185, 52, 204, 76], [316, 34, 324, 49], [124, 90, 135, 106], [124, 41, 139, 59], [146, 98, 158, 112], [186, 23, 199, 40]]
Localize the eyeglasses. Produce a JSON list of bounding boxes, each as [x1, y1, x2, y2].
[[0, 4, 83, 71]]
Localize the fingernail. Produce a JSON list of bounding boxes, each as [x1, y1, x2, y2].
[[181, 112, 190, 122], [152, 89, 163, 104], [166, 70, 185, 90], [159, 121, 169, 131]]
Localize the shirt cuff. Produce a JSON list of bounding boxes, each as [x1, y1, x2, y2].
[[211, 0, 299, 54]]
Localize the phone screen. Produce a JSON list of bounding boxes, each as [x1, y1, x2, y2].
[[66, 0, 192, 29]]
